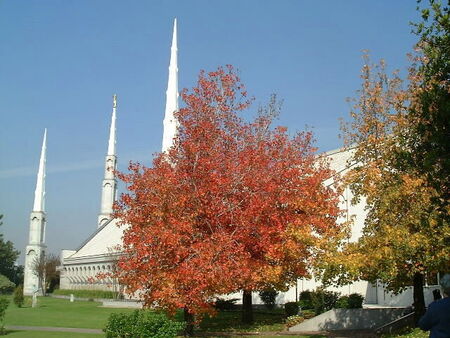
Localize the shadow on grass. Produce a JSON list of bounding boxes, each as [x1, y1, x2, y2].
[[197, 310, 286, 333]]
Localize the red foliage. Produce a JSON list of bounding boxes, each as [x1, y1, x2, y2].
[[113, 66, 341, 318]]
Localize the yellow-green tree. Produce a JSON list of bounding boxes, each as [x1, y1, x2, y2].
[[332, 54, 450, 321]]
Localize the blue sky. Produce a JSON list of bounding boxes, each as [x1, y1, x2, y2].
[[0, 0, 420, 263]]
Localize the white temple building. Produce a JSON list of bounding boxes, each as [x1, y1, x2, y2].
[[23, 19, 440, 306]]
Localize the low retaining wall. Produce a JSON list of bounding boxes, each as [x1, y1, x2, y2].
[[51, 294, 143, 309], [289, 308, 406, 332], [49, 294, 115, 302], [102, 300, 143, 309]]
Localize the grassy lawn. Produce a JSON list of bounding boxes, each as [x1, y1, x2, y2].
[[4, 296, 134, 329], [198, 309, 286, 332], [383, 328, 429, 338], [2, 297, 325, 337], [2, 297, 431, 337]]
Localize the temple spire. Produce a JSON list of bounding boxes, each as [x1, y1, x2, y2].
[[162, 18, 179, 152], [98, 95, 118, 228], [107, 94, 117, 156], [24, 129, 48, 295], [33, 129, 47, 212]]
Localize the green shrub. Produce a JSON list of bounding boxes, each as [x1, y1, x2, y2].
[[310, 289, 340, 314], [13, 285, 24, 307], [336, 295, 349, 309], [0, 297, 10, 334], [347, 293, 364, 308], [104, 310, 184, 338], [0, 275, 15, 295], [258, 289, 279, 310], [52, 289, 118, 299], [213, 298, 238, 311], [285, 315, 304, 327], [284, 302, 299, 316], [299, 290, 313, 310]]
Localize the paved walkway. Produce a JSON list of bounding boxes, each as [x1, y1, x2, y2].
[[193, 331, 376, 337], [6, 325, 103, 334], [5, 326, 377, 337]]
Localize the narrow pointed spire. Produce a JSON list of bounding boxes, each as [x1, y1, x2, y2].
[[98, 95, 118, 228], [107, 94, 117, 156], [33, 129, 47, 212], [162, 18, 179, 152]]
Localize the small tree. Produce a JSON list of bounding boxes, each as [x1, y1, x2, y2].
[[32, 253, 60, 295], [13, 285, 24, 308], [258, 289, 279, 310]]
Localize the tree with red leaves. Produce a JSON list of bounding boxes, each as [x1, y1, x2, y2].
[[114, 66, 342, 330]]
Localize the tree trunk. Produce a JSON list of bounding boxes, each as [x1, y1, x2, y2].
[[183, 307, 194, 336], [242, 290, 254, 324], [413, 272, 425, 325]]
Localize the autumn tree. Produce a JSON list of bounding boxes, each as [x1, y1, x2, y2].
[[114, 66, 342, 329], [335, 54, 450, 322]]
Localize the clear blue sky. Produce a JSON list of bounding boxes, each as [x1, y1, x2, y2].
[[0, 0, 421, 263]]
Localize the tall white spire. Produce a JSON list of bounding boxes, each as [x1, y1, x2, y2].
[[24, 129, 48, 295], [98, 95, 118, 228], [33, 129, 47, 212], [107, 94, 117, 156], [162, 18, 179, 152]]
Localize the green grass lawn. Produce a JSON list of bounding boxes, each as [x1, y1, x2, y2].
[[383, 328, 429, 338], [3, 297, 326, 337], [4, 296, 134, 329], [3, 297, 429, 338], [199, 309, 286, 332]]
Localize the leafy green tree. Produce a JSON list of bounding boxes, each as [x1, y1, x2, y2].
[[0, 275, 15, 295], [258, 289, 279, 310], [409, 0, 450, 219], [0, 215, 20, 283]]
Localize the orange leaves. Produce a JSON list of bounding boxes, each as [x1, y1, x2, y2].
[[113, 66, 342, 318]]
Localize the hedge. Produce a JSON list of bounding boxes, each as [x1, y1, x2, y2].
[[104, 310, 184, 338], [52, 289, 118, 299]]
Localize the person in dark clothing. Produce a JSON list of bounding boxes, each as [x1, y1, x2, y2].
[[419, 274, 450, 338], [433, 289, 442, 301]]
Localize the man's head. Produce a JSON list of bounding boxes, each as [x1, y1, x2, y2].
[[440, 274, 450, 297]]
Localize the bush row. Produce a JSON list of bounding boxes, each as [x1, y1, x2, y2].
[[299, 290, 364, 314], [52, 289, 119, 299], [104, 310, 184, 338], [285, 290, 364, 316]]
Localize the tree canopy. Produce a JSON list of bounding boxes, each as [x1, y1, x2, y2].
[[0, 215, 20, 284], [324, 1, 450, 317], [113, 66, 342, 321], [410, 0, 450, 217]]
